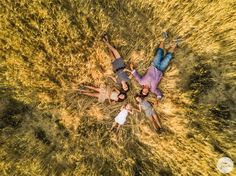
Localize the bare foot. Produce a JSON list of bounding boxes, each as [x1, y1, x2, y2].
[[103, 34, 109, 43], [161, 31, 168, 41], [170, 41, 177, 48], [130, 63, 134, 71]]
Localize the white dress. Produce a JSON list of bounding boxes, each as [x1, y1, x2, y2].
[[115, 109, 128, 125]]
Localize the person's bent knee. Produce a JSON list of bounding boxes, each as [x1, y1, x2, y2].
[[113, 51, 121, 59], [166, 52, 173, 58]]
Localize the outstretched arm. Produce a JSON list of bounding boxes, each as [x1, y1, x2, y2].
[[112, 88, 120, 94], [120, 105, 125, 111], [132, 70, 143, 83], [151, 87, 163, 100], [130, 65, 141, 81], [128, 110, 133, 115], [108, 92, 112, 104], [133, 105, 142, 113], [123, 68, 131, 72], [103, 39, 121, 59], [152, 113, 162, 129], [108, 75, 117, 83], [123, 69, 134, 79]]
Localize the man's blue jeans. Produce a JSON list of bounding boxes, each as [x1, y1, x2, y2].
[[152, 48, 173, 72]]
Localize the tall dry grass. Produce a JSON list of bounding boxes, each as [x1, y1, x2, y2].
[[0, 0, 236, 175]]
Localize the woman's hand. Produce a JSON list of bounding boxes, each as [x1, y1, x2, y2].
[[130, 63, 134, 71], [129, 110, 134, 115], [124, 69, 134, 79], [135, 105, 142, 113], [108, 97, 112, 104], [113, 88, 120, 93], [124, 68, 132, 73], [133, 108, 141, 113], [128, 74, 133, 79], [107, 75, 116, 82]]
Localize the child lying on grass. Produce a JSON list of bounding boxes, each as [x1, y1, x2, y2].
[[134, 95, 162, 131], [110, 104, 134, 134]]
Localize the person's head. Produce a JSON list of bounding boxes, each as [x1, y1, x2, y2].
[[134, 95, 143, 103], [121, 81, 129, 92], [125, 103, 132, 110], [140, 86, 149, 97], [117, 92, 127, 102]]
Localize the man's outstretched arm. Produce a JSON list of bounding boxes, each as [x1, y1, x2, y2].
[[151, 87, 163, 100], [130, 64, 143, 84], [131, 69, 143, 84]]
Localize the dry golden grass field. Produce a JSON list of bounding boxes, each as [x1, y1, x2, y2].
[[0, 0, 236, 175]]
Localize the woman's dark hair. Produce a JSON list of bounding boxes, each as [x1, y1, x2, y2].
[[140, 89, 149, 98], [117, 92, 127, 102], [134, 94, 143, 103]]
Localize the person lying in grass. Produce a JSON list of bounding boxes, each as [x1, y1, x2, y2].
[[78, 85, 127, 103], [130, 32, 178, 100], [110, 103, 134, 134], [134, 95, 162, 131], [103, 35, 131, 92]]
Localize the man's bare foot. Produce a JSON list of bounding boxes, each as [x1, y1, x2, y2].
[[161, 31, 168, 41], [170, 41, 177, 48], [168, 41, 178, 53]]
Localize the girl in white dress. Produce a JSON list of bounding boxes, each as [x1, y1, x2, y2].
[[110, 104, 133, 134]]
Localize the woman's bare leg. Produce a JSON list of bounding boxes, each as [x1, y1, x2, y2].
[[77, 89, 90, 93], [79, 92, 99, 98], [110, 122, 117, 131], [84, 85, 100, 92], [104, 39, 121, 59], [152, 113, 162, 128], [150, 118, 158, 130], [108, 48, 116, 60], [116, 124, 121, 134]]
